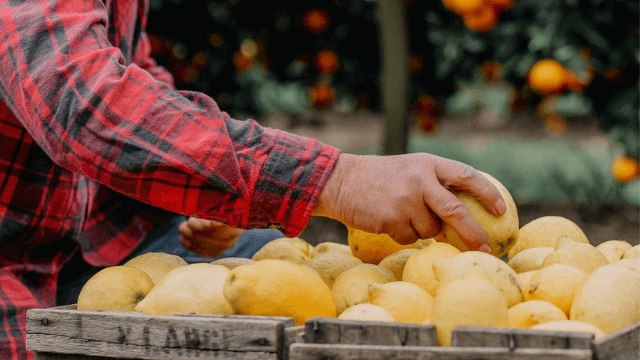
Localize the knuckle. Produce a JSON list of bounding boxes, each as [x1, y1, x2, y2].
[[439, 200, 467, 221]]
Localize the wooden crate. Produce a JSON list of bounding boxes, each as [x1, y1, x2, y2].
[[26, 305, 300, 360], [289, 317, 640, 360], [27, 306, 639, 360]]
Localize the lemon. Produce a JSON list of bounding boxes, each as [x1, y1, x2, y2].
[[541, 236, 609, 274], [337, 304, 396, 322], [430, 266, 509, 346], [251, 240, 309, 265], [434, 172, 519, 258], [525, 263, 587, 317], [570, 263, 640, 335], [622, 244, 640, 259], [223, 259, 336, 325], [304, 251, 363, 289], [508, 216, 589, 260], [210, 257, 255, 270], [277, 237, 315, 256], [507, 247, 553, 274], [123, 252, 188, 285], [596, 240, 633, 264], [378, 248, 419, 280], [530, 320, 606, 339], [402, 242, 461, 297], [347, 227, 423, 264], [368, 281, 433, 324], [432, 251, 522, 307], [515, 270, 538, 296], [77, 266, 154, 312], [508, 300, 567, 328], [134, 263, 233, 316], [331, 264, 395, 315], [310, 242, 353, 258], [611, 257, 640, 272]]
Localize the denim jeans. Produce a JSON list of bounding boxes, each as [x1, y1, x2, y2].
[[56, 215, 283, 306]]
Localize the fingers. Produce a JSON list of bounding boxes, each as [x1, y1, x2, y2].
[[410, 208, 442, 241], [432, 159, 506, 217], [423, 172, 490, 252]]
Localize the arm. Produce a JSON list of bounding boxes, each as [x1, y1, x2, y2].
[[0, 0, 339, 237]]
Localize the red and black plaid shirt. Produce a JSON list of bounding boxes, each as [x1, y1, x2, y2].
[[0, 0, 340, 358]]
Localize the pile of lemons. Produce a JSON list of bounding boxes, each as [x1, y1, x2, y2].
[[77, 174, 639, 347]]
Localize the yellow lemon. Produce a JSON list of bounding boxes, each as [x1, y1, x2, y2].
[[268, 237, 314, 257], [251, 240, 309, 265], [134, 263, 233, 316], [541, 236, 609, 274], [347, 227, 423, 264], [622, 244, 640, 259], [433, 251, 522, 307], [368, 281, 433, 324], [508, 216, 589, 260], [596, 240, 633, 264], [223, 259, 336, 325], [210, 257, 255, 270], [530, 320, 606, 339], [434, 172, 519, 258], [77, 266, 154, 312], [378, 248, 419, 280], [123, 252, 188, 285], [525, 263, 587, 317], [508, 300, 567, 328], [430, 266, 509, 346], [570, 263, 640, 335], [310, 242, 353, 258], [507, 247, 554, 274], [515, 270, 538, 296], [611, 257, 640, 272], [304, 251, 363, 289], [337, 304, 396, 322], [331, 264, 395, 315], [402, 242, 461, 297]]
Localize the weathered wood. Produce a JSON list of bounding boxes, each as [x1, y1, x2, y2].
[[29, 333, 275, 359], [27, 306, 291, 359], [451, 326, 593, 350], [594, 321, 640, 360], [33, 352, 116, 360], [304, 317, 437, 346], [288, 343, 593, 360], [283, 325, 305, 360]]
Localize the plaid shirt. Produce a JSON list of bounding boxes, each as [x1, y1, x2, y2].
[[0, 0, 340, 358]]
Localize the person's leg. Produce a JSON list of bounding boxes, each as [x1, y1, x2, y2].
[[56, 215, 283, 305]]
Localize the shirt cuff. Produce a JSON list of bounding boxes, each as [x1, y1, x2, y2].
[[250, 129, 341, 237]]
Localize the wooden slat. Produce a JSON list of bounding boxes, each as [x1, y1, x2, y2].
[[28, 334, 275, 359], [288, 343, 593, 360], [303, 317, 437, 347], [27, 307, 290, 359], [451, 326, 593, 350], [594, 321, 640, 360], [33, 352, 115, 360], [283, 325, 305, 360]]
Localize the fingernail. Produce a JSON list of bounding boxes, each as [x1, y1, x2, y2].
[[494, 198, 506, 215], [479, 244, 491, 253]]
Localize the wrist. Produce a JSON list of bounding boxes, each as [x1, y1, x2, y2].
[[312, 153, 356, 219]]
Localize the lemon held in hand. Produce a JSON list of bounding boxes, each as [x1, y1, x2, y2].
[[434, 172, 519, 258]]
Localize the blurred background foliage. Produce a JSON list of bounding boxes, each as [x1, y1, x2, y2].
[[146, 0, 639, 206]]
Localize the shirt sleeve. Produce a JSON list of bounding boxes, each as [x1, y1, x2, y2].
[[0, 0, 340, 237], [131, 31, 176, 90]]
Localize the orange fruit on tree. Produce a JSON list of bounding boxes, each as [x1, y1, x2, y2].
[[543, 114, 568, 137], [463, 5, 498, 32], [314, 50, 340, 75], [480, 60, 502, 82], [303, 8, 330, 34], [443, 0, 484, 15], [232, 51, 252, 72], [611, 156, 639, 183], [309, 82, 335, 109], [528, 59, 567, 95]]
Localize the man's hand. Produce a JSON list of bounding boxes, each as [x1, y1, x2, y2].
[[312, 153, 507, 253], [178, 217, 245, 257]]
